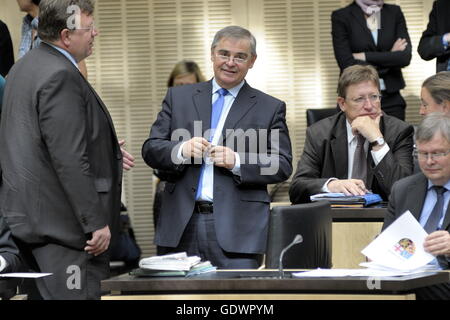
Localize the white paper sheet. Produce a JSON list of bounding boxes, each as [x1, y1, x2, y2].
[[0, 273, 52, 278], [292, 267, 431, 278], [361, 211, 435, 272]]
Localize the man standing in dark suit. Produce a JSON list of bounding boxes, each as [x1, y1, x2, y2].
[[384, 113, 450, 300], [418, 0, 450, 73], [0, 0, 123, 299], [142, 26, 292, 269], [290, 65, 413, 204], [331, 1, 411, 120]]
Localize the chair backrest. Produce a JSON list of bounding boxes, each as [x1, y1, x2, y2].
[[306, 108, 338, 127], [265, 201, 332, 269]]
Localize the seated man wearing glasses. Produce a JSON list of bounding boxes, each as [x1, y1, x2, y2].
[[290, 65, 414, 203], [383, 112, 450, 300]]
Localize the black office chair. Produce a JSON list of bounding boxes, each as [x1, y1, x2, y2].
[[265, 201, 332, 269], [306, 108, 338, 127]]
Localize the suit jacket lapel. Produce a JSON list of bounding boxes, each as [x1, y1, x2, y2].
[[407, 174, 428, 221], [84, 80, 117, 137], [377, 5, 389, 50], [222, 82, 257, 142], [192, 81, 213, 137], [350, 3, 375, 46], [330, 114, 348, 179]]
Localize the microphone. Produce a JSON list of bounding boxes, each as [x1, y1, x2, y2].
[[278, 234, 303, 278]]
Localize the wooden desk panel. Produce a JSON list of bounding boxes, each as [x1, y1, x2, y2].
[[332, 222, 383, 269]]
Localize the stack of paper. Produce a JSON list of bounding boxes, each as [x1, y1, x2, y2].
[[139, 252, 201, 271], [134, 252, 216, 277], [293, 211, 439, 279], [360, 211, 437, 273], [293, 267, 433, 278], [310, 192, 382, 207]]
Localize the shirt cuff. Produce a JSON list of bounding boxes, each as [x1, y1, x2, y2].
[[370, 143, 390, 166], [230, 152, 241, 176], [442, 35, 449, 49], [176, 142, 188, 163], [0, 255, 7, 273], [322, 177, 338, 192]]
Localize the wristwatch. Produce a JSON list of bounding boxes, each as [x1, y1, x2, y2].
[[370, 137, 385, 147]]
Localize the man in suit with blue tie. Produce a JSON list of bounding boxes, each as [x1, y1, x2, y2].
[[142, 26, 292, 269], [384, 112, 450, 299]]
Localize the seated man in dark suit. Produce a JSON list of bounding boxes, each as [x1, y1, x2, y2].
[[290, 64, 414, 204], [384, 112, 450, 300], [0, 214, 22, 273]]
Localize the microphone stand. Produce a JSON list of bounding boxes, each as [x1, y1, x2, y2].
[[278, 234, 303, 279]]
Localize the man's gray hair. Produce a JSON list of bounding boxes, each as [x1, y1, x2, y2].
[[416, 112, 450, 143], [38, 0, 95, 42], [211, 26, 257, 56]]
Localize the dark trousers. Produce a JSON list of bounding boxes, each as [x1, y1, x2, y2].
[[15, 238, 109, 300], [380, 91, 406, 121], [158, 212, 262, 269]]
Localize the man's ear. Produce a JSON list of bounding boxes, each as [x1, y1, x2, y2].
[[337, 97, 346, 112], [60, 29, 71, 47], [443, 100, 450, 114], [247, 54, 257, 69]]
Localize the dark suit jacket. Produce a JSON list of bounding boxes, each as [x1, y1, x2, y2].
[[289, 112, 414, 204], [418, 0, 450, 73], [383, 173, 450, 270], [0, 43, 123, 252], [142, 80, 292, 254], [0, 213, 21, 273], [331, 2, 412, 93], [0, 20, 14, 78]]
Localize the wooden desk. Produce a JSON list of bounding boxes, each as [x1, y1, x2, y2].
[[101, 270, 449, 300], [331, 207, 385, 269]]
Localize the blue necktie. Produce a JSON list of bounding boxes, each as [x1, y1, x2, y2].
[[195, 88, 229, 200], [424, 186, 447, 233]]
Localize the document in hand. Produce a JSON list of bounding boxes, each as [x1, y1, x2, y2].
[[360, 211, 436, 272]]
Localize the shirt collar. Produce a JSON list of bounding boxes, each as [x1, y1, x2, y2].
[[31, 17, 39, 30], [45, 42, 79, 69], [345, 119, 357, 144], [212, 78, 245, 99], [427, 180, 450, 192]]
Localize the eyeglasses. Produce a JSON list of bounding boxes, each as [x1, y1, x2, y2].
[[215, 52, 249, 64], [73, 23, 96, 33], [414, 149, 450, 160], [347, 94, 382, 106]]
